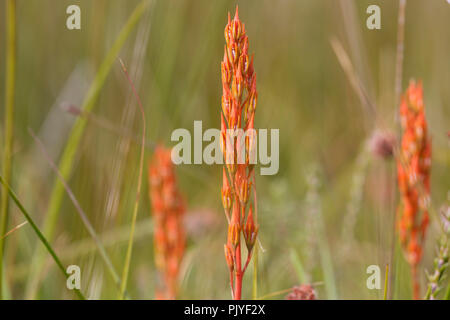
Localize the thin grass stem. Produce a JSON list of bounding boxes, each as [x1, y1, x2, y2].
[[0, 0, 16, 299], [384, 264, 389, 300]]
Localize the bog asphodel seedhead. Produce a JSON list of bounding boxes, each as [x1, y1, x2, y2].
[[397, 80, 431, 299], [220, 6, 259, 300]]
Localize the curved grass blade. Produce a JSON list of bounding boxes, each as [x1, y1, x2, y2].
[[25, 0, 151, 299], [0, 175, 85, 300]]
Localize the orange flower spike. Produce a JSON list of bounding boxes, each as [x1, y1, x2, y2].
[[245, 113, 256, 165], [220, 113, 227, 157], [421, 140, 432, 172], [413, 112, 427, 142], [245, 90, 257, 124], [222, 47, 232, 83], [246, 55, 254, 86], [227, 101, 237, 130], [231, 6, 241, 40], [221, 6, 258, 300], [407, 80, 424, 111], [401, 129, 417, 158], [399, 98, 412, 129], [225, 12, 231, 43], [397, 161, 408, 194], [240, 47, 249, 75]]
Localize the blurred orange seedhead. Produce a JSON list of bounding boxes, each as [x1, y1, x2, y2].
[[149, 146, 186, 300], [285, 284, 317, 300], [397, 80, 431, 299]]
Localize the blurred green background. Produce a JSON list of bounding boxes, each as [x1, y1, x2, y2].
[[0, 0, 449, 299]]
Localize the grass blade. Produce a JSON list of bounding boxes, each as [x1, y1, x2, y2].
[[289, 248, 308, 284], [316, 214, 338, 299], [0, 175, 85, 300], [25, 0, 150, 299], [0, 0, 16, 299], [384, 264, 389, 300]]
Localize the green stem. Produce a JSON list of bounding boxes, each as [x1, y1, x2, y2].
[[117, 59, 146, 299], [24, 0, 150, 299], [0, 0, 16, 300], [317, 212, 338, 299], [0, 176, 85, 300], [444, 283, 450, 300], [384, 264, 389, 300]]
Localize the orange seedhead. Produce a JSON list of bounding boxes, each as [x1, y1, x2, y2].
[[221, 6, 259, 300], [397, 80, 431, 299], [149, 146, 186, 300], [285, 284, 317, 300]]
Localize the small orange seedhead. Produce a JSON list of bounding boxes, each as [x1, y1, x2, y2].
[[396, 80, 431, 299], [286, 284, 317, 300], [149, 145, 186, 300]]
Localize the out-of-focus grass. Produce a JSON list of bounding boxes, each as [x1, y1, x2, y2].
[[24, 0, 150, 299], [0, 0, 448, 299], [0, 175, 85, 300]]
